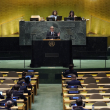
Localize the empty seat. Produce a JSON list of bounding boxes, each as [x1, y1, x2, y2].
[[105, 89, 110, 93], [8, 71, 18, 77], [99, 77, 110, 83], [89, 94, 103, 99], [97, 73, 107, 77], [84, 77, 96, 84], [87, 89, 99, 93], [98, 108, 110, 110], [83, 74, 93, 77], [104, 85, 110, 88], [94, 101, 107, 106], [89, 94, 103, 103], [3, 79, 14, 84], [86, 83, 98, 88], [0, 73, 3, 77], [0, 84, 10, 88]]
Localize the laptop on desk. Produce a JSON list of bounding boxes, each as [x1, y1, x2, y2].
[[56, 16, 62, 21], [30, 18, 39, 21], [46, 17, 55, 21], [64, 17, 74, 21]]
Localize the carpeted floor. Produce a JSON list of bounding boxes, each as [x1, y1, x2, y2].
[[0, 59, 110, 69], [31, 84, 63, 110]]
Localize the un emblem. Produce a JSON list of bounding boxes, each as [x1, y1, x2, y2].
[[48, 41, 55, 47]]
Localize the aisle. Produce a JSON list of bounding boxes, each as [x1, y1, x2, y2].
[[32, 84, 63, 110]]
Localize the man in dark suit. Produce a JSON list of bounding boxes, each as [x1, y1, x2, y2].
[[46, 26, 60, 39], [73, 99, 88, 110], [12, 84, 27, 101], [63, 64, 78, 77], [0, 90, 17, 106], [19, 71, 26, 81], [67, 75, 82, 87], [17, 81, 31, 95]]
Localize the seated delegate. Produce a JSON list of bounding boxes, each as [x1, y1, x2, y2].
[[49, 10, 58, 20], [46, 26, 60, 39], [68, 10, 75, 20], [12, 84, 27, 101], [0, 90, 17, 106], [63, 64, 78, 77], [67, 74, 83, 87], [73, 99, 88, 110]]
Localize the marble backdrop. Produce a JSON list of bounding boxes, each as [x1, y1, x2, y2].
[[19, 21, 86, 45]]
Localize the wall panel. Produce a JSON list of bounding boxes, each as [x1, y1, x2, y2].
[[0, 0, 110, 36]]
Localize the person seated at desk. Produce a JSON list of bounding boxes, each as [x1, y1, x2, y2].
[[22, 77, 32, 89], [0, 90, 17, 106], [67, 75, 83, 87], [12, 84, 27, 101], [49, 10, 58, 20], [46, 26, 60, 39], [63, 64, 78, 77], [19, 71, 26, 81], [5, 100, 14, 110], [73, 99, 88, 110], [15, 81, 31, 95]]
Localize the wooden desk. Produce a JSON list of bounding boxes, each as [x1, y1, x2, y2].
[[63, 83, 110, 87], [0, 71, 39, 74], [62, 76, 110, 80], [62, 71, 110, 74], [0, 72, 39, 89], [0, 81, 37, 95], [64, 98, 110, 103], [0, 103, 25, 110], [64, 104, 110, 110], [2, 93, 30, 110], [63, 93, 110, 97], [64, 100, 110, 110], [63, 87, 110, 91]]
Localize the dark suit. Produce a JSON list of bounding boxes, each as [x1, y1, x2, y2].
[[0, 98, 17, 106], [46, 32, 60, 39], [63, 69, 78, 77], [22, 82, 32, 89], [11, 86, 31, 95], [20, 86, 31, 95], [12, 91, 27, 101], [74, 107, 88, 110], [0, 94, 4, 99], [67, 80, 82, 87]]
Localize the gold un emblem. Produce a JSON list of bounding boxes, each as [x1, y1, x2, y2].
[[48, 41, 55, 47]]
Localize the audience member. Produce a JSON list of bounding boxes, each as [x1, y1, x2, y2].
[[73, 99, 88, 110], [19, 71, 26, 81], [23, 77, 32, 89], [5, 100, 13, 110], [0, 90, 17, 106], [67, 75, 82, 87], [12, 84, 27, 101], [17, 81, 31, 95], [63, 64, 78, 77]]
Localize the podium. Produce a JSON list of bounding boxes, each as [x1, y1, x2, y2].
[[30, 39, 72, 67]]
